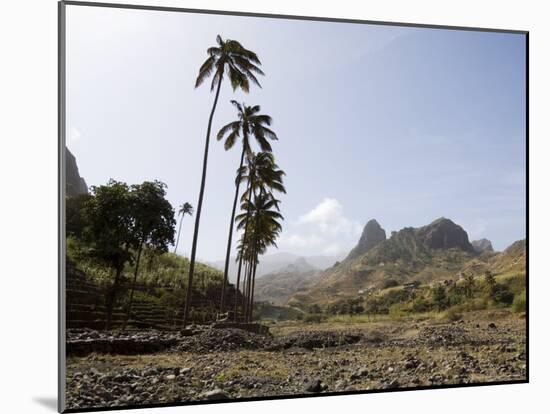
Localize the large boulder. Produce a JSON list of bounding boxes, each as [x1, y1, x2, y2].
[[346, 219, 386, 261]]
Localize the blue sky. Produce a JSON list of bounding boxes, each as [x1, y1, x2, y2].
[[65, 5, 526, 261]]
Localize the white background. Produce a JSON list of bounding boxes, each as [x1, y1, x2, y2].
[[0, 0, 546, 413]]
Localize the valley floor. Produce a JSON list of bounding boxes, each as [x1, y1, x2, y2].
[[65, 310, 526, 410]]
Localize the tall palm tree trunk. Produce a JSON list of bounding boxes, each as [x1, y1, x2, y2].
[[243, 259, 252, 321], [244, 257, 254, 322], [245, 211, 260, 323], [234, 254, 244, 321], [246, 231, 259, 323], [123, 242, 143, 330], [173, 213, 184, 253], [233, 179, 252, 320], [235, 180, 255, 322], [220, 146, 246, 313], [241, 259, 249, 320], [183, 75, 223, 328], [248, 259, 258, 322]]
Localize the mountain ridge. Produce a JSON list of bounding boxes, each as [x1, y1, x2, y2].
[[287, 217, 525, 308]]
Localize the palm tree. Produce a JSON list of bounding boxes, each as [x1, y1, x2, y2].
[[173, 202, 193, 254], [183, 35, 264, 328], [235, 191, 283, 322], [217, 101, 278, 312], [233, 152, 285, 320]]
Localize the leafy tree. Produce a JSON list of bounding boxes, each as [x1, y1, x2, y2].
[[173, 202, 193, 254], [82, 180, 134, 329], [463, 273, 475, 298], [431, 284, 448, 312], [217, 101, 278, 312], [66, 193, 92, 239], [484, 270, 496, 294], [184, 35, 264, 327], [123, 181, 176, 329]]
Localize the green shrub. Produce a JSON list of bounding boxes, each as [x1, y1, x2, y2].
[[491, 284, 515, 306], [363, 296, 389, 315], [431, 285, 449, 311], [512, 290, 527, 313], [447, 285, 466, 306], [382, 279, 399, 289], [501, 273, 526, 296], [411, 296, 431, 313]]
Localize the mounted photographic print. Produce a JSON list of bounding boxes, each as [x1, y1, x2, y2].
[[59, 1, 528, 412]]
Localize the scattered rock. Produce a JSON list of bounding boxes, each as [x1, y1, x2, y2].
[[350, 367, 369, 380], [304, 379, 323, 393], [200, 389, 230, 400]]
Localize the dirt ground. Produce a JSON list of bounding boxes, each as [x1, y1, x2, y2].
[[65, 310, 526, 410]]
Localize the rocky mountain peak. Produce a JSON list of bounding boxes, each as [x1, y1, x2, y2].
[[416, 217, 473, 252], [346, 219, 386, 261], [472, 238, 494, 254], [66, 147, 88, 197]]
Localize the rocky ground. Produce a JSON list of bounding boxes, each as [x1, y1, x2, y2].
[[65, 310, 526, 410]]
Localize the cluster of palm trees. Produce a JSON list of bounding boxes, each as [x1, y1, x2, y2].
[[182, 35, 286, 327]]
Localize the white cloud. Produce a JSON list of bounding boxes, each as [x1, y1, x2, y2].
[[298, 198, 362, 237], [277, 198, 362, 256]]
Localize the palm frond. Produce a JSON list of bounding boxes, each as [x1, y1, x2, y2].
[[230, 100, 243, 113], [251, 114, 272, 126], [255, 134, 273, 152], [207, 47, 221, 56], [195, 56, 216, 88], [224, 130, 240, 150], [227, 65, 249, 92], [257, 125, 277, 140], [217, 121, 240, 141]]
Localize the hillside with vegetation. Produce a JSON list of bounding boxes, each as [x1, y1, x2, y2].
[[287, 218, 526, 319], [65, 176, 233, 328]]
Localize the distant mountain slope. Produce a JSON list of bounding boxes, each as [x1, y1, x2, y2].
[[459, 239, 526, 277], [489, 239, 526, 274], [253, 258, 323, 305], [209, 252, 342, 283], [472, 238, 494, 254], [288, 217, 519, 308]]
